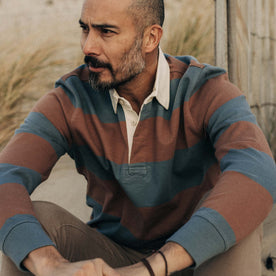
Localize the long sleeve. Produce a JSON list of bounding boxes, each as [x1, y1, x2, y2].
[[167, 65, 276, 267], [0, 89, 72, 269]]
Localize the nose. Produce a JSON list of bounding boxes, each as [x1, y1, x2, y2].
[[81, 31, 101, 57]]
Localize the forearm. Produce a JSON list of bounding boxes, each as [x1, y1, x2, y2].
[[117, 242, 193, 276], [24, 242, 192, 276], [23, 246, 69, 275], [159, 242, 193, 273], [148, 242, 193, 275]]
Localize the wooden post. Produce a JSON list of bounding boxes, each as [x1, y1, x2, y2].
[[215, 0, 276, 155], [215, 0, 228, 70]]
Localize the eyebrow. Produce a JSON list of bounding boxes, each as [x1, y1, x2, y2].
[[79, 19, 119, 30]]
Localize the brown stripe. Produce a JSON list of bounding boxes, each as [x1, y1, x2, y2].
[[32, 88, 73, 147], [60, 65, 90, 83], [0, 133, 58, 181], [166, 56, 188, 80], [0, 183, 35, 228], [188, 73, 241, 130], [38, 88, 129, 165], [215, 121, 273, 161], [190, 59, 206, 69], [70, 111, 129, 164], [130, 107, 203, 164], [201, 171, 273, 242]]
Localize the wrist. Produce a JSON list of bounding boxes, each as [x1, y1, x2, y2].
[[23, 245, 69, 275], [146, 243, 194, 275], [144, 252, 166, 276]]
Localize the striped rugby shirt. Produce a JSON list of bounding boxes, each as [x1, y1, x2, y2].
[[0, 53, 276, 270]]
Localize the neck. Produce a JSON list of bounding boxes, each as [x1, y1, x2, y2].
[[116, 48, 159, 114]]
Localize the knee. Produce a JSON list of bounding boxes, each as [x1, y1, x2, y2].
[[32, 201, 69, 232]]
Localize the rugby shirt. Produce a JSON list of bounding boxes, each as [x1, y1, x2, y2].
[[0, 53, 276, 270]]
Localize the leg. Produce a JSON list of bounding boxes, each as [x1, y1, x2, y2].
[[194, 225, 263, 276], [1, 201, 146, 275]]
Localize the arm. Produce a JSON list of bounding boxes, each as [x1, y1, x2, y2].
[[104, 72, 276, 275], [119, 72, 276, 274], [0, 90, 72, 270], [22, 242, 192, 276], [166, 71, 276, 267], [116, 242, 193, 275]]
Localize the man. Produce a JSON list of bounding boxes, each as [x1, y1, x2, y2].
[[0, 0, 275, 275]]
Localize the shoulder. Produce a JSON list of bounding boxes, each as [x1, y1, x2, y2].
[[59, 64, 90, 83], [165, 54, 237, 102], [165, 54, 226, 82]]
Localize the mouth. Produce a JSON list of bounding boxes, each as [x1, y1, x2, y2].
[[84, 56, 111, 74], [88, 64, 106, 73]]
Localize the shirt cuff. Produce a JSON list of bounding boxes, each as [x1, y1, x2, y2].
[[166, 207, 236, 268], [1, 214, 55, 271]]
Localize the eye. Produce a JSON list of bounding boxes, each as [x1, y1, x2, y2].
[[101, 28, 116, 36], [80, 24, 89, 33]]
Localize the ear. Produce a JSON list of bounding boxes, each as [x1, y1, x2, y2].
[[143, 25, 163, 53]]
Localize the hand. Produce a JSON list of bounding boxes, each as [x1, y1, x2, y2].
[[23, 246, 120, 276], [41, 258, 121, 276]]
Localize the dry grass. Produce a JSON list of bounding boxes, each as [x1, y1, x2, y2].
[[0, 0, 83, 148], [0, 37, 62, 149], [162, 0, 214, 64]]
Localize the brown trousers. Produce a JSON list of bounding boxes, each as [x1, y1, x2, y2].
[[1, 201, 263, 276]]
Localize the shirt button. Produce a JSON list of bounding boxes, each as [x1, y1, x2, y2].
[[131, 121, 137, 126]]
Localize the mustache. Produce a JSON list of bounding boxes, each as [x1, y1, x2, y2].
[[84, 56, 113, 72]]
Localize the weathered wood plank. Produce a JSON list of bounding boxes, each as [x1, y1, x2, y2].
[[220, 0, 276, 143], [215, 0, 228, 69]]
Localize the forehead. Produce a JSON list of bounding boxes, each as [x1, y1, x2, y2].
[[81, 0, 135, 27]]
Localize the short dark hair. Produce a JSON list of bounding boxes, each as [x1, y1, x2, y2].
[[128, 0, 165, 33]]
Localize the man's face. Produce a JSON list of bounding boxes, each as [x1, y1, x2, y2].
[[80, 0, 146, 90]]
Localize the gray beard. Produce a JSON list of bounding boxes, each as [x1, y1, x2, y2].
[[88, 37, 145, 91]]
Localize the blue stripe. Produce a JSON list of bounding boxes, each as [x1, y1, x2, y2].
[[167, 207, 236, 267], [69, 145, 116, 181], [0, 164, 41, 194], [0, 214, 54, 270], [207, 96, 258, 145], [118, 142, 217, 207], [15, 112, 69, 157], [177, 61, 226, 103], [56, 76, 123, 123], [77, 140, 217, 207], [221, 148, 276, 200], [138, 76, 197, 122]]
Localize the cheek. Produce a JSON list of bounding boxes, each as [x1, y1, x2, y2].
[[104, 48, 122, 65], [80, 35, 86, 51]]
